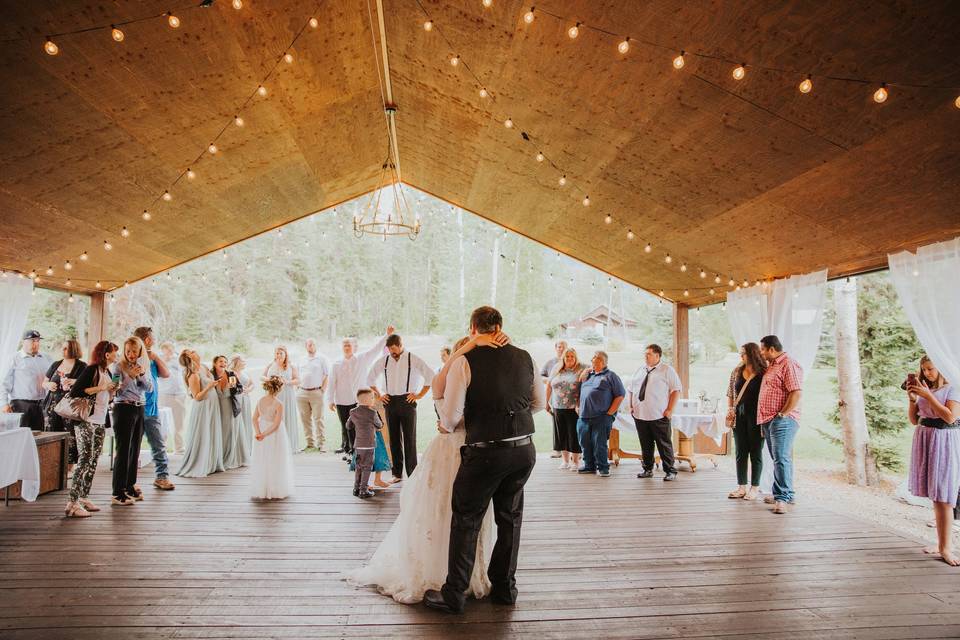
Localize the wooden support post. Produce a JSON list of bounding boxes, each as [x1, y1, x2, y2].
[[88, 292, 106, 355], [673, 303, 696, 471]]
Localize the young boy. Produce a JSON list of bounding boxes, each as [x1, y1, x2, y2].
[[346, 389, 382, 499]]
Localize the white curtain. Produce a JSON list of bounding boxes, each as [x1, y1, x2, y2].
[[0, 276, 34, 390], [725, 269, 828, 492], [889, 237, 960, 386]]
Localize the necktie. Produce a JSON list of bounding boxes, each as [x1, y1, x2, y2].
[[638, 367, 655, 402]]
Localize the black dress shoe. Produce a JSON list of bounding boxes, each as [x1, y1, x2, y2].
[[352, 488, 359, 497], [335, 448, 346, 454], [637, 470, 654, 478], [663, 472, 678, 481], [489, 590, 517, 606], [358, 490, 375, 499], [423, 589, 463, 614]]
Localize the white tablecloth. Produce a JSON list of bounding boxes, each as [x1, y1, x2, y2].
[[671, 413, 726, 445], [0, 427, 40, 501]]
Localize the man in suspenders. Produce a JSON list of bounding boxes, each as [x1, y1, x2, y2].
[[367, 334, 434, 482]]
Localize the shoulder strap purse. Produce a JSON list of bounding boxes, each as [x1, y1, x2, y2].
[[725, 376, 751, 428]]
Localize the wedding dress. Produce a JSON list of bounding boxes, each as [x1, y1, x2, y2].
[[345, 426, 495, 603]]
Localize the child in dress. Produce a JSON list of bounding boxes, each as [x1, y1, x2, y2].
[[347, 389, 382, 499], [250, 376, 295, 500]]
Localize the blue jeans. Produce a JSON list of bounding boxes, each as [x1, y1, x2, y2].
[[763, 416, 799, 503], [143, 414, 169, 479], [577, 414, 614, 473]]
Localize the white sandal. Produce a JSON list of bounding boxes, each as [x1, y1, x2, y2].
[[728, 488, 746, 499]]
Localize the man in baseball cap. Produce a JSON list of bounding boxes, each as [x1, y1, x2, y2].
[[1, 329, 53, 429]]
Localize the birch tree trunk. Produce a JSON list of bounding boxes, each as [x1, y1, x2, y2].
[[834, 278, 871, 486]]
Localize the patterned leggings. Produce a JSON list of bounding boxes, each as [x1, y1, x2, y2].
[[69, 421, 105, 503]]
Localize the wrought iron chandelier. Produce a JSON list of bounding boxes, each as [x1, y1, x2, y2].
[[352, 155, 421, 239]]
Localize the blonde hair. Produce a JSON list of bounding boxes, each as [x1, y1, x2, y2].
[[228, 354, 245, 371], [179, 350, 198, 388], [919, 355, 947, 390], [120, 336, 148, 376], [558, 347, 582, 373], [273, 345, 289, 370], [263, 376, 284, 395]]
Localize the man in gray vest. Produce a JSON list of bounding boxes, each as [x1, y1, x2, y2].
[[424, 306, 545, 614]]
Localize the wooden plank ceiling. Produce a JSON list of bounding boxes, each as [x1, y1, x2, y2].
[[1, 0, 958, 305]]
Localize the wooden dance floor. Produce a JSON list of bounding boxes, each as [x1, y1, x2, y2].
[[3, 454, 960, 639]]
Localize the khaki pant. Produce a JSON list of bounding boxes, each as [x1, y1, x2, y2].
[[297, 389, 326, 449], [159, 394, 186, 453]]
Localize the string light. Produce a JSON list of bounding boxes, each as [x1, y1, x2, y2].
[[166, 272, 172, 280], [80, 252, 88, 261], [504, 117, 513, 128], [523, 7, 535, 23], [658, 289, 664, 297], [45, 266, 54, 276], [28, 270, 37, 279], [799, 75, 813, 94], [699, 269, 706, 278], [618, 37, 630, 54], [283, 52, 294, 64], [309, 17, 319, 28], [450, 55, 460, 66], [672, 51, 685, 69], [665, 254, 672, 264], [121, 226, 130, 238], [167, 13, 180, 28], [535, 151, 544, 162], [644, 243, 652, 253], [604, 213, 612, 224], [44, 39, 59, 56], [479, 87, 488, 98], [257, 85, 268, 97], [680, 263, 687, 272], [65, 278, 72, 286], [743, 279, 750, 287], [142, 210, 152, 221], [873, 84, 888, 103], [955, 95, 960, 109], [64, 260, 72, 271], [162, 191, 172, 201], [568, 23, 580, 39], [582, 195, 590, 206], [68, 294, 75, 303], [626, 229, 635, 240], [714, 274, 721, 284], [732, 64, 746, 80], [111, 26, 124, 42], [95, 281, 102, 289], [728, 278, 735, 287], [103, 240, 112, 251], [709, 288, 715, 295], [423, 20, 433, 31], [232, 0, 243, 9], [683, 290, 689, 297], [483, 0, 493, 6], [558, 175, 566, 186], [208, 143, 218, 154]]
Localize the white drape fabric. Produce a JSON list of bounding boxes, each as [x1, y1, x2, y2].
[[0, 276, 34, 391], [888, 237, 960, 386], [725, 270, 828, 492]]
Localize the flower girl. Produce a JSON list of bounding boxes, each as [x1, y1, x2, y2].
[[250, 376, 295, 500]]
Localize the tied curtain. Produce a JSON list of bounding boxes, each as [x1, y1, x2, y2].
[[0, 276, 34, 395], [725, 269, 828, 492], [888, 237, 960, 387]]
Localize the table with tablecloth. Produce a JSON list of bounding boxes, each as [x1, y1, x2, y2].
[[0, 427, 40, 503]]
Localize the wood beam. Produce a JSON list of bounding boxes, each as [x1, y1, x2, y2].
[[672, 303, 690, 395], [87, 292, 106, 356]]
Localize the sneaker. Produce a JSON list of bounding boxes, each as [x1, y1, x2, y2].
[[663, 472, 678, 482], [127, 488, 144, 502], [577, 467, 597, 474], [358, 490, 375, 499], [636, 470, 654, 479], [111, 496, 134, 506], [153, 478, 175, 491], [598, 470, 610, 477]]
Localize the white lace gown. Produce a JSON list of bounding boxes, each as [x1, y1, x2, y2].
[[249, 398, 295, 499], [345, 427, 495, 603]]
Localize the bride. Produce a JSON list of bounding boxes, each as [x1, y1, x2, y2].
[[346, 333, 506, 604]]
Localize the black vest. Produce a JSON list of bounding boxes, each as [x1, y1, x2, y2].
[[462, 344, 536, 445]]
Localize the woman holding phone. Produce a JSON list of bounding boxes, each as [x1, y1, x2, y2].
[[212, 355, 244, 469], [110, 337, 153, 506], [177, 350, 225, 478], [907, 355, 960, 566]]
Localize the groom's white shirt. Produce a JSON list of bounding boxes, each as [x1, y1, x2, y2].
[[435, 355, 545, 434]]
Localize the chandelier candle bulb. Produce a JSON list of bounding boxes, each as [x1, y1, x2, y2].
[[714, 274, 721, 283], [699, 269, 706, 278], [483, 0, 492, 6], [234, 115, 244, 127]]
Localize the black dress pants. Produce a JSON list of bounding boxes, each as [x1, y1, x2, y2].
[[635, 417, 675, 474], [10, 399, 43, 430], [112, 403, 145, 498], [441, 441, 537, 609], [384, 398, 417, 478], [336, 403, 357, 453]]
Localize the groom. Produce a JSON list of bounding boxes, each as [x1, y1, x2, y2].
[[424, 306, 545, 614]]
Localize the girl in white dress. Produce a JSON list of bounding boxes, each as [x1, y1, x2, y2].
[[250, 376, 295, 500], [263, 345, 300, 454], [346, 334, 504, 604]]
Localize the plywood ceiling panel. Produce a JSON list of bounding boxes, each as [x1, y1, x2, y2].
[[0, 0, 958, 305]]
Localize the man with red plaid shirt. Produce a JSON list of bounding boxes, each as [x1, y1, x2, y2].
[[757, 335, 803, 515]]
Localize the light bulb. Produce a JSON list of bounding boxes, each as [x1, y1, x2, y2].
[[709, 288, 715, 295], [257, 85, 267, 97], [799, 76, 813, 94], [626, 230, 635, 240], [743, 279, 749, 287], [450, 55, 460, 67], [208, 143, 218, 154], [121, 226, 130, 237], [582, 195, 590, 207], [659, 290, 664, 297], [28, 270, 37, 279], [618, 38, 630, 54], [673, 51, 685, 69], [95, 281, 102, 289], [166, 272, 172, 280], [64, 260, 72, 270], [732, 64, 745, 80], [479, 87, 488, 98], [535, 151, 544, 162], [233, 115, 244, 127], [699, 269, 706, 278], [755, 280, 761, 287], [483, 0, 492, 6], [142, 210, 151, 221], [604, 214, 612, 224], [558, 175, 566, 186], [111, 26, 124, 42], [873, 84, 888, 103], [80, 252, 88, 261], [283, 52, 293, 64], [644, 243, 652, 253], [955, 95, 960, 109], [232, 0, 243, 9], [504, 117, 513, 128], [423, 20, 433, 31], [167, 13, 180, 28], [523, 8, 534, 23], [728, 278, 735, 287], [186, 168, 196, 179], [45, 266, 54, 276], [568, 23, 580, 39], [309, 17, 318, 28], [683, 290, 689, 297], [104, 239, 112, 251], [680, 263, 687, 272], [69, 294, 75, 303], [44, 39, 59, 55], [665, 254, 672, 264], [162, 191, 172, 201]]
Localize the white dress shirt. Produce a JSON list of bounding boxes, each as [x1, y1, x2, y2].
[[299, 354, 329, 391], [629, 363, 682, 421], [1, 350, 53, 405], [367, 350, 434, 397], [436, 354, 546, 434], [327, 336, 388, 405]]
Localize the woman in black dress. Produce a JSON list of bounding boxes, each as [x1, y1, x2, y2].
[[42, 339, 86, 466], [725, 342, 767, 501]]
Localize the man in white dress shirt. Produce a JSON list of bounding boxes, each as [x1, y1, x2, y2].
[[1, 330, 53, 430], [629, 344, 682, 481], [298, 339, 329, 452], [327, 326, 395, 456], [367, 334, 433, 481]]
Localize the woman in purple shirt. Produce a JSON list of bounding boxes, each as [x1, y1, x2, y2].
[[907, 355, 960, 566]]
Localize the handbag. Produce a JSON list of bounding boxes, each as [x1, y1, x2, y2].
[[53, 394, 93, 421], [725, 375, 751, 428]]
